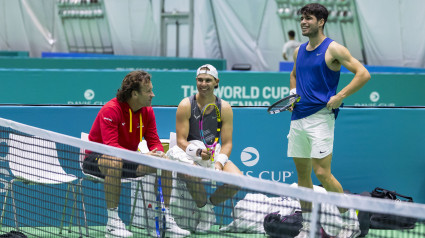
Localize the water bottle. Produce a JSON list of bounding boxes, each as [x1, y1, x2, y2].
[[147, 203, 155, 219]]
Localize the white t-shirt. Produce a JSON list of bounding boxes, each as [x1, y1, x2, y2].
[[282, 40, 301, 62]]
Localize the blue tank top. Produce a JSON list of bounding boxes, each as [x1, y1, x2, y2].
[[292, 38, 340, 120]]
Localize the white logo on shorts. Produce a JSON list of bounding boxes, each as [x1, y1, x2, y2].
[[241, 147, 260, 167]]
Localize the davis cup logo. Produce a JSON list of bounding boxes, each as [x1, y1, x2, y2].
[[84, 89, 95, 100], [241, 147, 259, 167], [370, 91, 380, 102]]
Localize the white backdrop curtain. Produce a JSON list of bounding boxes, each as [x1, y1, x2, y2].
[[192, 0, 222, 60], [208, 0, 284, 71], [105, 0, 160, 56], [0, 0, 424, 69], [0, 0, 68, 57], [356, 0, 425, 68]]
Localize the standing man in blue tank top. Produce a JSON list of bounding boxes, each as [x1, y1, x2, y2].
[[287, 3, 370, 238]]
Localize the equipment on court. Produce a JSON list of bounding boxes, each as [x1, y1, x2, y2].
[[369, 187, 416, 230], [263, 211, 302, 238], [0, 231, 27, 238], [1, 117, 425, 238], [267, 94, 301, 114]]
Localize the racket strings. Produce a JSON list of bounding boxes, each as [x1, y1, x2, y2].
[[200, 104, 221, 166], [271, 97, 295, 110], [200, 105, 220, 146], [268, 94, 300, 114]]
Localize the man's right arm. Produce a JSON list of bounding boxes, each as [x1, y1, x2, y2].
[[288, 47, 299, 112], [175, 98, 208, 160], [175, 98, 192, 151], [290, 47, 299, 91]]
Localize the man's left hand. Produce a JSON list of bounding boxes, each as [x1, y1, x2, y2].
[[214, 162, 223, 171], [146, 148, 167, 158], [327, 94, 343, 110]]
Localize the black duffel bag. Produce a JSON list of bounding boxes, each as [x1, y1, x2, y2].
[[0, 231, 27, 238], [369, 187, 416, 229], [263, 211, 303, 238]]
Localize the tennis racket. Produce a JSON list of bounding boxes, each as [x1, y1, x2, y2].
[[199, 103, 222, 189], [267, 94, 301, 114], [155, 169, 166, 238], [199, 103, 222, 166]]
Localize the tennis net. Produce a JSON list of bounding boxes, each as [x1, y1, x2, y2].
[[0, 117, 424, 238]]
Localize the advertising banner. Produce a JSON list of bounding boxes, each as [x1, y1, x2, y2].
[[0, 69, 424, 106]]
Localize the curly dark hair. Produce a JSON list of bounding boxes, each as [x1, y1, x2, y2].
[[116, 70, 151, 102], [298, 3, 329, 29]]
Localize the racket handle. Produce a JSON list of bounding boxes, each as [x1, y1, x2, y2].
[[210, 149, 215, 162], [211, 165, 216, 188]]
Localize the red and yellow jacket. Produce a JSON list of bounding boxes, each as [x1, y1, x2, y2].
[[89, 98, 163, 152]]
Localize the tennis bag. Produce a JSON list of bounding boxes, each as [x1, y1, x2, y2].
[[263, 211, 303, 238], [0, 231, 27, 238], [369, 187, 416, 229]]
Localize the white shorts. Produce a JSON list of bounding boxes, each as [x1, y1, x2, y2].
[[287, 107, 335, 159]]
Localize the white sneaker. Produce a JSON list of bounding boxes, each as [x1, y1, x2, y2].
[[149, 208, 191, 238], [295, 221, 310, 238], [338, 221, 361, 238], [339, 209, 361, 238], [195, 202, 216, 233], [105, 218, 133, 238]]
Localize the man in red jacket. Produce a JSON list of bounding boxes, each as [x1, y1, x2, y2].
[[83, 70, 190, 238]]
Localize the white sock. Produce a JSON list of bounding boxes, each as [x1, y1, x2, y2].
[[107, 207, 119, 220]]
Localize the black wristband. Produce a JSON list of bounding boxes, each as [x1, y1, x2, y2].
[[196, 148, 202, 157]]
